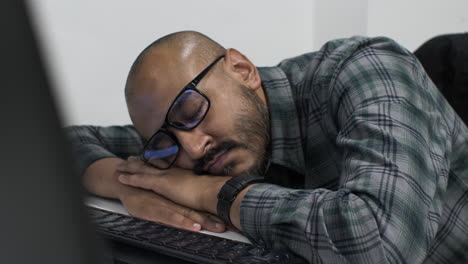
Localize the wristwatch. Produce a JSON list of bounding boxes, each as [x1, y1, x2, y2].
[[216, 174, 264, 226]]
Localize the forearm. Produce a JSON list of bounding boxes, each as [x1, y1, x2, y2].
[[198, 175, 256, 231], [239, 182, 438, 263], [229, 184, 256, 230], [83, 157, 138, 200], [64, 125, 144, 176]]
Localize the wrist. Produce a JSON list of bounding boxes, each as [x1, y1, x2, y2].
[[216, 174, 263, 227], [200, 176, 229, 214], [229, 184, 257, 230]]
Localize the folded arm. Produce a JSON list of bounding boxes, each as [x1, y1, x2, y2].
[[65, 125, 225, 232]]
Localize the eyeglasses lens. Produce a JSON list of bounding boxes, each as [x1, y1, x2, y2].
[[143, 131, 179, 169], [167, 89, 209, 129]]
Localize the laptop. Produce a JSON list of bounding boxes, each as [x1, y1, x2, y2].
[[0, 1, 303, 263]]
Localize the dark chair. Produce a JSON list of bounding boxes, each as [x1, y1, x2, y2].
[[414, 33, 468, 125]]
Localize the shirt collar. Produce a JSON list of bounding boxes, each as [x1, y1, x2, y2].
[[258, 66, 305, 175]]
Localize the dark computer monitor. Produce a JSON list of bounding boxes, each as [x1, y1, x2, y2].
[[0, 1, 108, 263]]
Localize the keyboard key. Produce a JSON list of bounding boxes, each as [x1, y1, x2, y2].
[[157, 234, 181, 245], [196, 235, 222, 248], [111, 219, 146, 232], [199, 248, 218, 258], [232, 243, 250, 251], [166, 238, 196, 249], [212, 239, 236, 250], [217, 250, 249, 261], [138, 230, 173, 241], [114, 217, 134, 224], [122, 227, 154, 236], [88, 208, 110, 219], [183, 242, 211, 253], [94, 214, 122, 224], [262, 252, 290, 262], [234, 256, 271, 264], [98, 219, 127, 228], [248, 247, 265, 256], [185, 233, 204, 243]]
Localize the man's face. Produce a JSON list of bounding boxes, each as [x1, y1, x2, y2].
[[129, 55, 270, 177], [190, 82, 270, 176]]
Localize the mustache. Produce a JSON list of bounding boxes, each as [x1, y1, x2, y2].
[[193, 140, 243, 175]]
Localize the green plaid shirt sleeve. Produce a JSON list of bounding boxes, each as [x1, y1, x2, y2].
[[64, 125, 144, 175], [241, 37, 468, 263]]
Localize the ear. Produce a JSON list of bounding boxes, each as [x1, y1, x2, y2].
[[223, 48, 261, 91]]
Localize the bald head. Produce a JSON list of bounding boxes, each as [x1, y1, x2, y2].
[[125, 31, 226, 106]]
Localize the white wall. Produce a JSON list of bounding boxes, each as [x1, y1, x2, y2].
[[28, 0, 467, 126], [313, 0, 368, 48], [367, 0, 468, 51], [28, 0, 315, 126]]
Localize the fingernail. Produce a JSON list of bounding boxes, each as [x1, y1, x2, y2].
[[118, 174, 127, 182], [210, 220, 224, 228], [193, 223, 201, 230]]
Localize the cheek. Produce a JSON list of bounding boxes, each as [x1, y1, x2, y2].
[[230, 150, 257, 176], [173, 152, 193, 170], [204, 90, 241, 137]]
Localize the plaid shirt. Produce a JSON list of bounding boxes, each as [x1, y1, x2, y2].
[[66, 36, 468, 263]]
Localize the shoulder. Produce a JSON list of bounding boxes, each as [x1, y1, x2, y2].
[[278, 36, 415, 86], [275, 36, 424, 113], [277, 36, 449, 130]]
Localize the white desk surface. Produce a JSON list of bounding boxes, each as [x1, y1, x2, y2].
[[85, 195, 252, 244]]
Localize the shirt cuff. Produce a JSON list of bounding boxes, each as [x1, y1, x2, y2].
[[239, 183, 292, 248]]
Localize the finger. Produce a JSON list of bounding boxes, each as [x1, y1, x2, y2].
[[206, 214, 224, 223], [226, 225, 241, 233], [119, 174, 160, 192], [127, 156, 141, 162], [117, 156, 147, 174], [172, 207, 225, 233], [156, 207, 202, 232], [136, 205, 202, 232], [123, 191, 202, 232], [205, 214, 226, 232], [128, 156, 154, 173], [159, 196, 225, 232]]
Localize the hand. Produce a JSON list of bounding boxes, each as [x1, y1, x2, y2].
[[116, 156, 229, 215], [83, 157, 224, 232], [119, 186, 226, 233]]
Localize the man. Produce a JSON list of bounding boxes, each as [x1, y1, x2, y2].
[[67, 31, 468, 263]]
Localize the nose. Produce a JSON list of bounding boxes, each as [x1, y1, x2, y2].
[[171, 127, 213, 161]]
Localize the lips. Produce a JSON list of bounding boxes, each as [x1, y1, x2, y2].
[[205, 150, 229, 174]]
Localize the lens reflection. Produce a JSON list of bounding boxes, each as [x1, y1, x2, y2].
[[143, 131, 178, 169]]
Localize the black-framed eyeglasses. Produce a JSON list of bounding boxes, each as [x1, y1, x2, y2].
[[140, 55, 225, 170]]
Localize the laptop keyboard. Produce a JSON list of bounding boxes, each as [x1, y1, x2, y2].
[[87, 206, 304, 264]]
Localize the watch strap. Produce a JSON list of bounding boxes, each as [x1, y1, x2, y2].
[[216, 174, 263, 226]]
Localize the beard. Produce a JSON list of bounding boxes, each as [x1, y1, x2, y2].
[[193, 84, 270, 176]]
